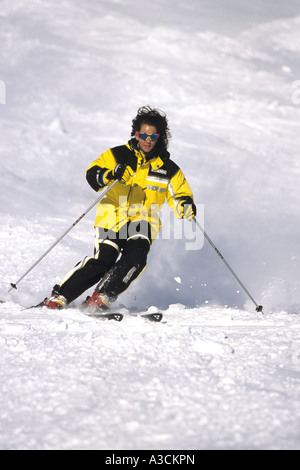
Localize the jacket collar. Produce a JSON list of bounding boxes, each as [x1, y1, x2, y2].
[[128, 139, 168, 169]]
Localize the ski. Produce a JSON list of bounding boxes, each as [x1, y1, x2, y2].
[[130, 312, 163, 322], [81, 303, 163, 322], [86, 312, 163, 323], [87, 312, 124, 322], [19, 300, 163, 323]]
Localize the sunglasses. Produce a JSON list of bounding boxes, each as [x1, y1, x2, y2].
[[137, 132, 160, 142]]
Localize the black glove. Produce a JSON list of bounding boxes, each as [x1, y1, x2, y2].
[[174, 197, 197, 220], [104, 164, 134, 184]]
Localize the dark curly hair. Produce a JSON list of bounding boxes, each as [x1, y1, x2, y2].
[[131, 105, 171, 151]]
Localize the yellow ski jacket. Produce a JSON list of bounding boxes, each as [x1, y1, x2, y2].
[[86, 140, 194, 242]]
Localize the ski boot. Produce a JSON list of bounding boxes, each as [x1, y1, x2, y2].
[[82, 291, 110, 313], [42, 285, 67, 310]]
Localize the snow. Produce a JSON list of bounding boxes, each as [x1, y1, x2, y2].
[[1, 0, 300, 450]]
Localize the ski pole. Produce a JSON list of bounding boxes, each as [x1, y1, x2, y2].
[[8, 180, 118, 292], [193, 218, 263, 312]]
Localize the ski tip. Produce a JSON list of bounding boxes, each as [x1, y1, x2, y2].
[[153, 312, 163, 322], [110, 313, 123, 322], [88, 312, 124, 322], [142, 312, 163, 322]]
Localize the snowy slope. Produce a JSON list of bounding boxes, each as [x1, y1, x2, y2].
[[1, 0, 300, 450], [1, 303, 300, 450]]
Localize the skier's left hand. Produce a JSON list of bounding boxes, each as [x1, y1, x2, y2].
[[174, 197, 197, 220]]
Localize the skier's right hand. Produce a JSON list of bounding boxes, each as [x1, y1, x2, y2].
[[104, 164, 134, 185]]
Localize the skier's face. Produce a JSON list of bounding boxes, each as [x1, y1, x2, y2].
[[135, 124, 159, 154]]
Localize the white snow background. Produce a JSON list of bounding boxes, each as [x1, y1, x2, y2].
[[1, 0, 300, 450]]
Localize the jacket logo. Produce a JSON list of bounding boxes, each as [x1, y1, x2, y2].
[[151, 168, 167, 175]]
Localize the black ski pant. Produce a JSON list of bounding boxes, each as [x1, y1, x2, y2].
[[57, 224, 151, 304]]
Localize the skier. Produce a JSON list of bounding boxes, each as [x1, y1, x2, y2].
[[42, 106, 196, 311]]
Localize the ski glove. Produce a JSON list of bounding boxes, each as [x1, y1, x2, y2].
[[174, 197, 197, 220], [103, 164, 134, 185]]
